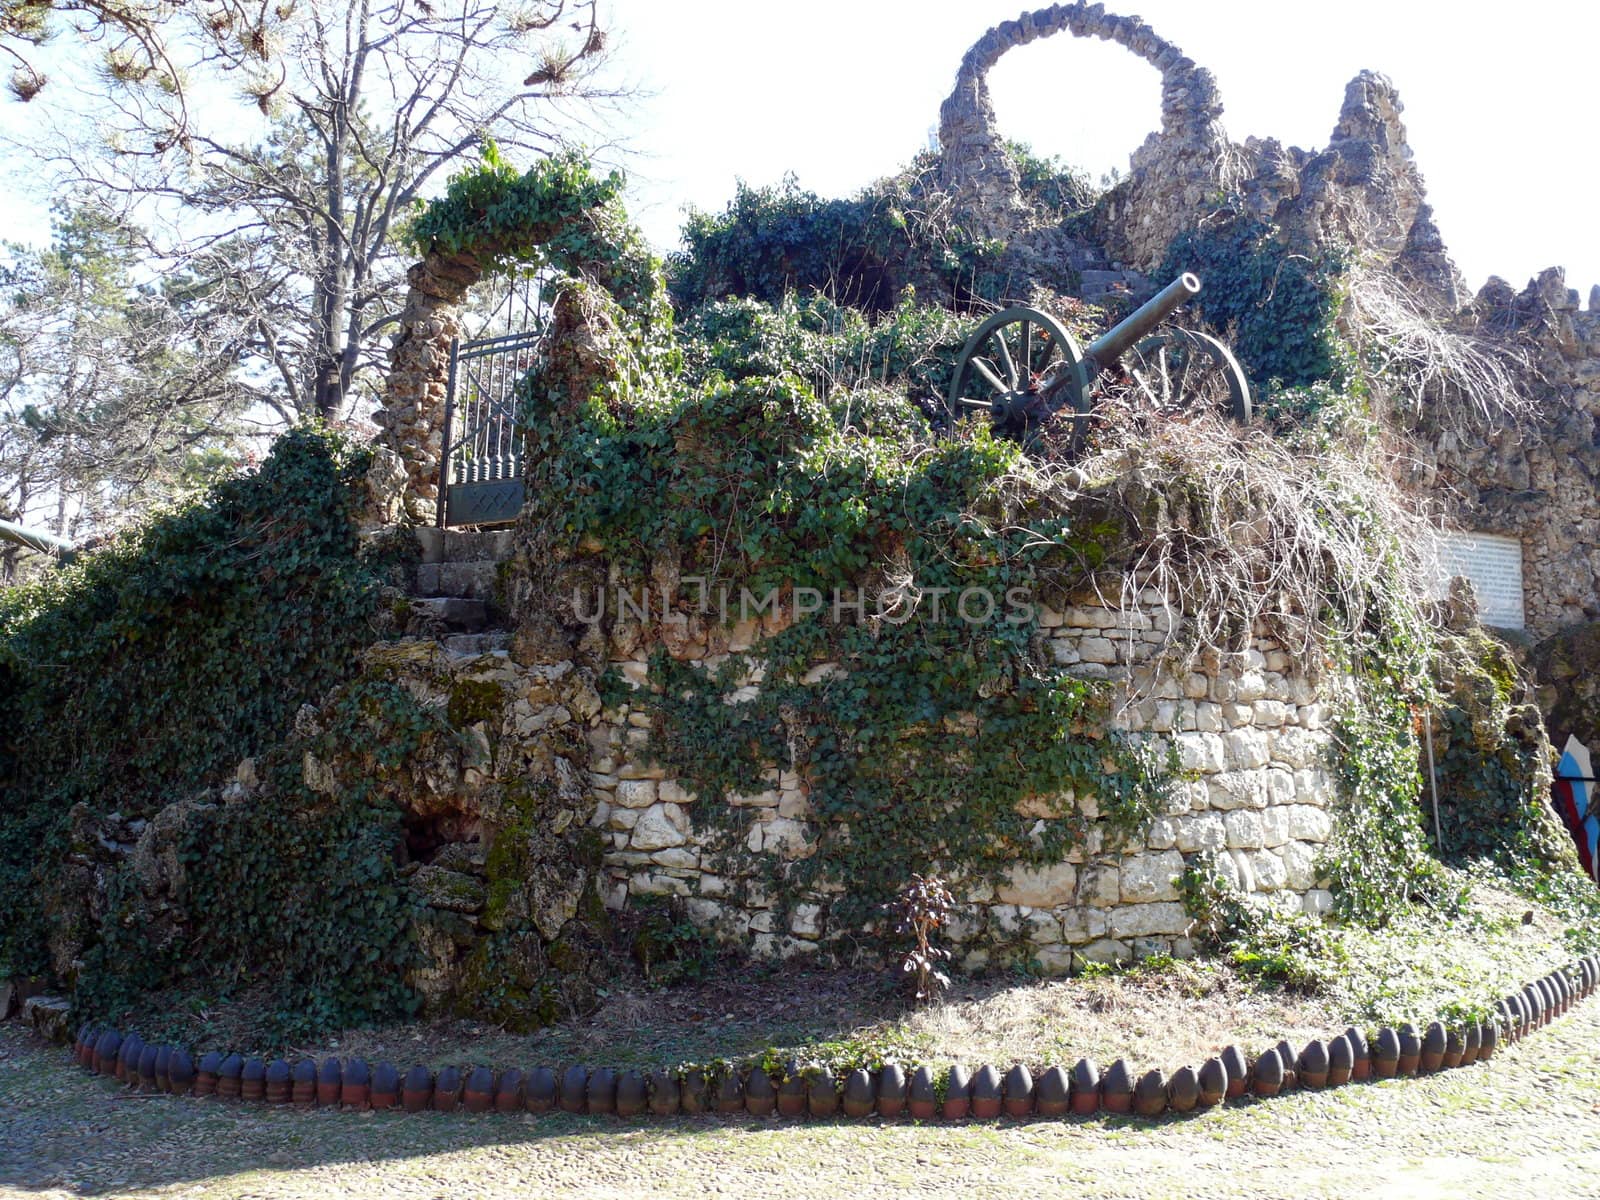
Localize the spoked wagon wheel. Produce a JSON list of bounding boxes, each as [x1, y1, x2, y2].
[[946, 307, 1090, 441], [1124, 328, 1252, 424]]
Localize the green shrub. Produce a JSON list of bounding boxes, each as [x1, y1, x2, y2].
[[0, 428, 396, 1004]]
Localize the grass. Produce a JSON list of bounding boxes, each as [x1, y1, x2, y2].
[[196, 860, 1594, 1085]]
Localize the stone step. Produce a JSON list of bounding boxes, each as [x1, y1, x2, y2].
[[443, 632, 514, 659], [413, 526, 514, 566], [412, 596, 492, 634], [412, 560, 502, 601], [1080, 268, 1128, 289]]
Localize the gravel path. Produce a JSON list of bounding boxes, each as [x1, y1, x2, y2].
[[3, 1003, 1599, 1200]]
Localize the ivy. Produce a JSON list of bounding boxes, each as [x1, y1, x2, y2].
[[1161, 215, 1348, 393], [0, 429, 426, 1040], [528, 322, 1168, 926], [667, 155, 1015, 316], [1320, 659, 1444, 924]]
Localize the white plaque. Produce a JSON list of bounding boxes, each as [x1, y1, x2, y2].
[[1431, 531, 1524, 630]]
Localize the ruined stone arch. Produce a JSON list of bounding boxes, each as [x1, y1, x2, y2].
[[937, 3, 1229, 255]]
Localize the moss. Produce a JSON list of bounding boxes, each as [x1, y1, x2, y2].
[[446, 677, 506, 728]]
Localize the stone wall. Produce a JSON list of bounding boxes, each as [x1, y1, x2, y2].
[[1416, 271, 1600, 643], [586, 593, 1341, 970], [373, 250, 486, 523]]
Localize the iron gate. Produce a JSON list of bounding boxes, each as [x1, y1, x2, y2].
[[436, 274, 549, 527]]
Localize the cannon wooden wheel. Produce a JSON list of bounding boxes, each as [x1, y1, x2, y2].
[[945, 307, 1089, 441], [1125, 328, 1252, 424]]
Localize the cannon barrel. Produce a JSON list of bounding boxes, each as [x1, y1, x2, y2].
[[1083, 272, 1201, 373], [0, 519, 75, 559]]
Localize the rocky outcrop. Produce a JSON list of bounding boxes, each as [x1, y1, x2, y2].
[[937, 6, 1463, 299], [1406, 270, 1600, 640]]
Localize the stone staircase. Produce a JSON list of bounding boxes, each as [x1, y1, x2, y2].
[[1069, 243, 1155, 305], [408, 527, 515, 658]]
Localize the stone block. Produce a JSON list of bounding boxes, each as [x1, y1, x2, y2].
[[1109, 903, 1192, 939], [1146, 817, 1177, 850], [411, 865, 485, 913], [1226, 848, 1256, 892], [1298, 702, 1331, 730], [1249, 850, 1289, 891], [1064, 606, 1103, 628], [1223, 810, 1264, 849], [1194, 702, 1225, 733], [1265, 768, 1295, 806], [1207, 771, 1268, 811], [1278, 841, 1318, 891], [1035, 946, 1075, 974], [1026, 909, 1064, 945], [658, 779, 695, 804], [1173, 778, 1208, 812], [1079, 864, 1121, 906], [23, 995, 71, 1043], [1301, 888, 1335, 915], [1174, 733, 1226, 773], [630, 872, 690, 897], [650, 847, 699, 870], [1225, 729, 1271, 770], [1271, 726, 1324, 769], [995, 862, 1077, 907], [1120, 850, 1183, 902], [1079, 637, 1118, 664], [1078, 938, 1132, 965], [790, 903, 824, 940], [1285, 804, 1333, 842], [617, 759, 667, 781], [778, 790, 812, 819], [1259, 805, 1290, 847], [614, 779, 658, 810], [751, 817, 809, 857], [1235, 671, 1267, 702], [1173, 813, 1227, 853], [1222, 702, 1254, 726], [1252, 700, 1291, 728], [630, 803, 689, 851]]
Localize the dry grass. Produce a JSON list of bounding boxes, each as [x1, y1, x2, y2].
[[886, 961, 1331, 1074], [987, 411, 1439, 686], [1344, 264, 1537, 435], [273, 868, 1585, 1082]]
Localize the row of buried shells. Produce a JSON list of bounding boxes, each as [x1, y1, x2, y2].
[[68, 957, 1598, 1121]]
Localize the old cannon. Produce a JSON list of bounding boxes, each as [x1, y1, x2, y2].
[[944, 273, 1250, 444], [0, 518, 74, 560]]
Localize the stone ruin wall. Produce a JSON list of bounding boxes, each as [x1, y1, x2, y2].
[[359, 4, 1600, 987], [937, 4, 1600, 654], [1420, 276, 1600, 644], [581, 592, 1341, 970]]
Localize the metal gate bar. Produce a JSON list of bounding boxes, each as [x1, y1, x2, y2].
[[436, 274, 549, 527]]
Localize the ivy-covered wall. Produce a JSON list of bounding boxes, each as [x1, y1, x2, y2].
[[587, 588, 1344, 970], [0, 431, 422, 1033]]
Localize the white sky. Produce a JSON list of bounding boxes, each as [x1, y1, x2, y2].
[[0, 1, 1592, 307], [603, 0, 1600, 305]]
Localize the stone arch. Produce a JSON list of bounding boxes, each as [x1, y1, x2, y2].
[[375, 249, 490, 521], [937, 3, 1230, 264]]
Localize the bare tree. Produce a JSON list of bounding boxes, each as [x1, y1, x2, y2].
[[34, 0, 614, 423], [1, 1, 276, 122]]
